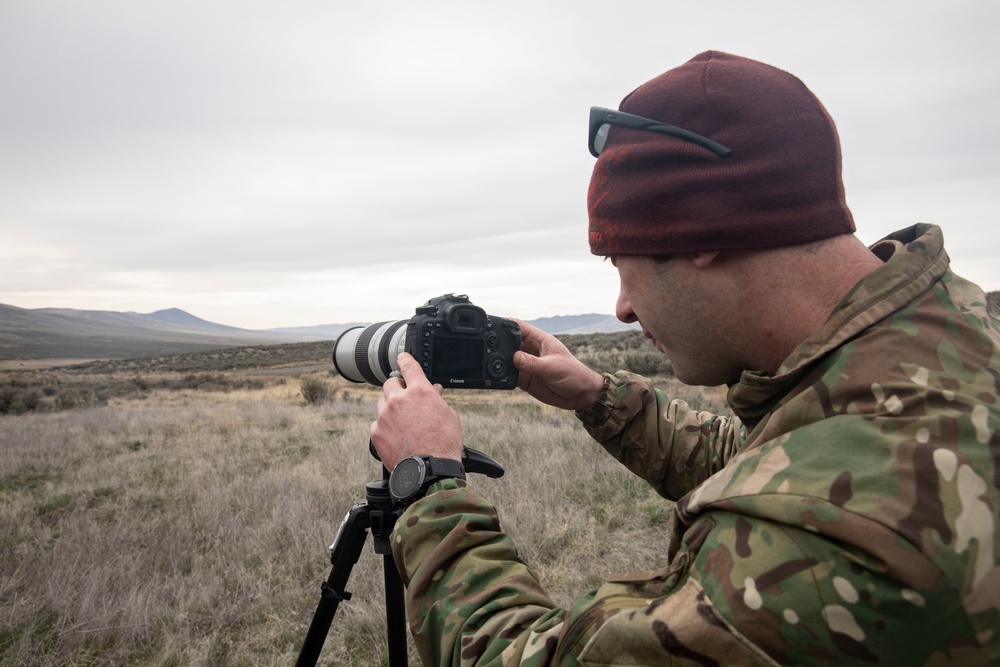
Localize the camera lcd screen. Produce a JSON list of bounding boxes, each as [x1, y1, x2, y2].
[[432, 337, 484, 379]]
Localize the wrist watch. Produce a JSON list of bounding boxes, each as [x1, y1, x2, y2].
[[388, 456, 466, 506]]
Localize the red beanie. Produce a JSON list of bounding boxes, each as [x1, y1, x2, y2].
[[588, 51, 855, 256]]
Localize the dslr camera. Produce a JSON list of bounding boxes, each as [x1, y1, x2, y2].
[[332, 294, 521, 389]]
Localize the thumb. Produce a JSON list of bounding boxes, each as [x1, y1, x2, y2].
[[514, 350, 535, 372]]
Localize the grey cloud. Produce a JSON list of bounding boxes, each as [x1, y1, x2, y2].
[[1, 1, 998, 328]]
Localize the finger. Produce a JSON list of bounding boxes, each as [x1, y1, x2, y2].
[[517, 321, 555, 356], [514, 319, 542, 351], [397, 352, 431, 387], [381, 373, 406, 397]]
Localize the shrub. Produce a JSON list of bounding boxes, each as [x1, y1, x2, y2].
[[622, 350, 673, 377], [0, 387, 16, 414], [19, 389, 41, 412], [56, 390, 81, 410], [300, 375, 331, 405]]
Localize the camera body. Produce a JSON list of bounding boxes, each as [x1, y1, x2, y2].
[[404, 294, 520, 389], [332, 294, 521, 390]]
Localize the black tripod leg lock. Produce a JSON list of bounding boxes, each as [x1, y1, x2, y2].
[[320, 582, 352, 602]]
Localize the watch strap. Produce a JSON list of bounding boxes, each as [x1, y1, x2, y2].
[[424, 456, 466, 481]]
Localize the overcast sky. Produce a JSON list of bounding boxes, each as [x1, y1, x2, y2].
[[2, 1, 998, 329]]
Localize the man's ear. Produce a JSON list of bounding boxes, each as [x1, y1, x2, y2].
[[691, 250, 721, 269]]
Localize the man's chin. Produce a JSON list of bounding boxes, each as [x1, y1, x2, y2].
[[673, 363, 734, 389]]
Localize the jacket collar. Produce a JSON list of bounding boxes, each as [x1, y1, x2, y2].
[[726, 223, 950, 427]]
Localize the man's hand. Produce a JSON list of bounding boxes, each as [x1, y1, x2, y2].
[[514, 320, 606, 412], [370, 353, 463, 471]]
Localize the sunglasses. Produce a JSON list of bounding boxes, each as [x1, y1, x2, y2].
[[589, 106, 732, 159]]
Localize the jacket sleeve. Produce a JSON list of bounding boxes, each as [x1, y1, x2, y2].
[[576, 371, 745, 500], [391, 478, 567, 666], [392, 479, 973, 667], [393, 477, 701, 667], [391, 479, 802, 667]]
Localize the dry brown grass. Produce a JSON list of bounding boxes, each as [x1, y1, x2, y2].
[[0, 372, 727, 666]]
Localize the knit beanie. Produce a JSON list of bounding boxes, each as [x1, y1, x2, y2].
[[588, 51, 855, 256]]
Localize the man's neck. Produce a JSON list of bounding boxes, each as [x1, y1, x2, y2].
[[740, 234, 884, 375]]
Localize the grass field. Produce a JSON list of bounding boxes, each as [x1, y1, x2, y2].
[[0, 340, 727, 666]]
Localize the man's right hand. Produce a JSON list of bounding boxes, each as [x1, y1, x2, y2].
[[514, 320, 606, 412]]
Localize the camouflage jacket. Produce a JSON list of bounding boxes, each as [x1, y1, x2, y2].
[[391, 223, 1000, 666]]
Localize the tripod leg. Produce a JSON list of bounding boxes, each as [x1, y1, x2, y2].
[[383, 554, 408, 667], [296, 504, 371, 667], [368, 482, 409, 666]]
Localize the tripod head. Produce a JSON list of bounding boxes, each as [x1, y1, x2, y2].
[[297, 441, 504, 667]]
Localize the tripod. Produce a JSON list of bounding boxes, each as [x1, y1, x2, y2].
[[296, 446, 504, 667]]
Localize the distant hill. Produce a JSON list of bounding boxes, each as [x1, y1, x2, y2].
[[527, 314, 638, 335], [5, 292, 994, 364], [0, 303, 317, 361], [264, 314, 637, 338], [33, 306, 251, 334], [138, 307, 248, 331], [0, 304, 636, 362], [263, 322, 370, 338]]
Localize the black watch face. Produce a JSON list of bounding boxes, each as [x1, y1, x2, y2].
[[389, 457, 425, 503]]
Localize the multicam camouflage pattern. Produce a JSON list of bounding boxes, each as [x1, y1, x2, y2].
[[391, 224, 1000, 666]]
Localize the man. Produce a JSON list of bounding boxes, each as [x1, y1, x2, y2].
[[370, 51, 1000, 665]]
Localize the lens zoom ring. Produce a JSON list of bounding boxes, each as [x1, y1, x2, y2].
[[355, 322, 390, 386], [377, 321, 407, 378]]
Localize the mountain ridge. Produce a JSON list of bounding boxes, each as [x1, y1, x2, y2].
[[0, 303, 637, 361]]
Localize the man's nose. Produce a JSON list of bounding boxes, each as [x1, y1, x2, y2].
[[616, 289, 637, 324]]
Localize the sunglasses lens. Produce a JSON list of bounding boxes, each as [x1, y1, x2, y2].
[[593, 123, 610, 155]]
